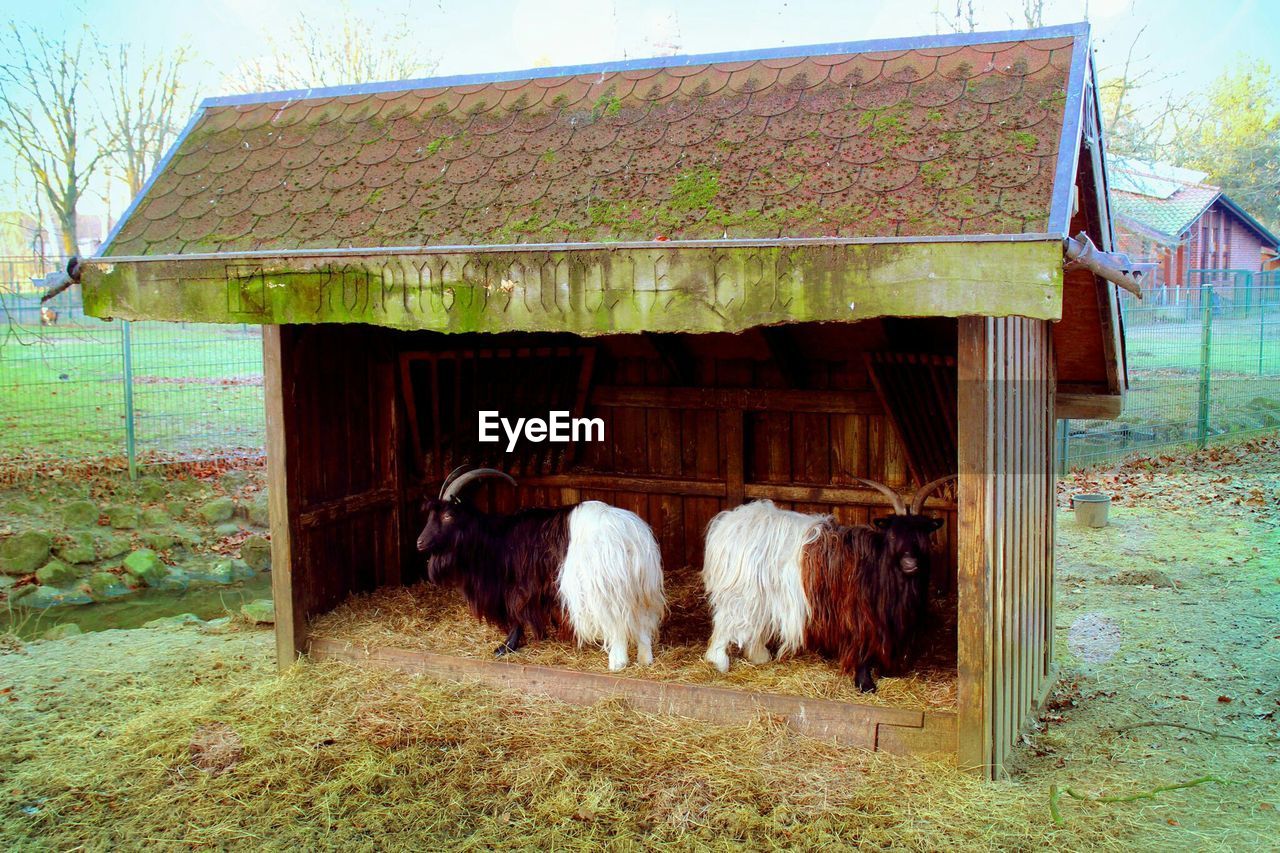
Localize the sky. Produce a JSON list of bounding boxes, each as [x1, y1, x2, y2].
[[0, 0, 1276, 237]]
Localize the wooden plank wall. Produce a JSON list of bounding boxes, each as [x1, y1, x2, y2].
[[956, 316, 1056, 778], [267, 324, 401, 661], [412, 326, 959, 581]]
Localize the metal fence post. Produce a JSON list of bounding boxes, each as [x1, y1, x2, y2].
[[1196, 284, 1213, 449], [121, 319, 138, 480], [1260, 280, 1268, 377], [1057, 418, 1070, 476]]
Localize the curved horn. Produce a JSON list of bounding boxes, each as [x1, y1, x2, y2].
[[910, 474, 957, 516], [442, 468, 517, 502], [438, 465, 471, 499], [848, 477, 907, 516]]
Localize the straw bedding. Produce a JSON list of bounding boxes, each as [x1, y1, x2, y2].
[[311, 566, 959, 711]]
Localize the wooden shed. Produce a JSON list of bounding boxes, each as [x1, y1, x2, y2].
[[82, 23, 1133, 777]]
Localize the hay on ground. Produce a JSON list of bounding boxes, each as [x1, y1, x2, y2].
[[310, 566, 958, 711]]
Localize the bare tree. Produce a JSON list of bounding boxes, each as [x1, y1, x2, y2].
[[1023, 0, 1045, 28], [0, 23, 106, 257], [100, 44, 193, 198], [935, 0, 980, 34], [1097, 26, 1192, 162], [230, 5, 438, 92]]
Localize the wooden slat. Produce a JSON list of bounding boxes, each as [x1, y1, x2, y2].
[[308, 638, 957, 757], [1055, 392, 1122, 419], [956, 316, 993, 777], [723, 409, 745, 507], [263, 325, 301, 667], [298, 487, 398, 529], [590, 385, 882, 414], [744, 483, 955, 511]]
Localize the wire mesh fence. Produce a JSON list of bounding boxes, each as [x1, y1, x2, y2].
[[1061, 269, 1280, 469], [1, 257, 264, 476], [3, 256, 1278, 477]]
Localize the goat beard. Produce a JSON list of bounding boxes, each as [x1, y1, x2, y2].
[[799, 522, 930, 676]]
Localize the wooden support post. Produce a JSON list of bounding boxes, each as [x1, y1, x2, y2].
[[956, 316, 994, 778], [263, 325, 302, 666]]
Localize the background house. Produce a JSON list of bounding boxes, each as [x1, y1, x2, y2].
[[1111, 156, 1280, 302]]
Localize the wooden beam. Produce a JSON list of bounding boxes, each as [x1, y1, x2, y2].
[[307, 637, 958, 757], [519, 473, 727, 498], [590, 385, 882, 414], [263, 325, 302, 667], [743, 483, 956, 511], [297, 487, 398, 529], [956, 316, 995, 778], [1055, 392, 1122, 420]]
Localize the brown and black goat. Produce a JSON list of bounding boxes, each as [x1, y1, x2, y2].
[[701, 476, 953, 692], [417, 467, 665, 670]]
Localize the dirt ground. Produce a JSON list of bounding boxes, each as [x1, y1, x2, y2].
[[1, 440, 1277, 850]]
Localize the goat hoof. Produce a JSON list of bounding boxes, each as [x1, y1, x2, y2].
[[494, 644, 515, 657], [856, 679, 877, 693]]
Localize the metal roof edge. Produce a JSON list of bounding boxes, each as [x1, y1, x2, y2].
[[88, 232, 1063, 265], [1046, 22, 1091, 237], [196, 22, 1092, 109]]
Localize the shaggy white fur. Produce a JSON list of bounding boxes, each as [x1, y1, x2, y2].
[[558, 501, 666, 671], [702, 500, 823, 673]]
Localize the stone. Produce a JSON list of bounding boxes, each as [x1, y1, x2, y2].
[[141, 507, 171, 528], [214, 522, 242, 537], [165, 500, 187, 519], [198, 616, 235, 635], [150, 568, 190, 591], [106, 505, 140, 530], [240, 535, 271, 572], [1, 531, 52, 576], [87, 572, 132, 598], [1247, 396, 1279, 411], [96, 535, 132, 560], [204, 560, 253, 584], [247, 495, 271, 528], [139, 480, 169, 501], [122, 549, 167, 586], [17, 584, 93, 608], [172, 526, 204, 548], [43, 623, 83, 640], [144, 613, 203, 629], [241, 599, 275, 624], [198, 497, 236, 524], [141, 533, 176, 551], [62, 500, 99, 528], [55, 532, 97, 565], [35, 560, 78, 587]]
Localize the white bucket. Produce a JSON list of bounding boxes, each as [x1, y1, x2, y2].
[[1072, 493, 1111, 528]]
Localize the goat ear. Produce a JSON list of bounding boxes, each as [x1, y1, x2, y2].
[[925, 517, 944, 532], [873, 517, 893, 530]]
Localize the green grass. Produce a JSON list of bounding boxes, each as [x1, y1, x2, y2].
[[0, 320, 263, 461]]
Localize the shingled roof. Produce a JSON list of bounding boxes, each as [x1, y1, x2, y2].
[[102, 29, 1084, 257], [1110, 155, 1280, 249]]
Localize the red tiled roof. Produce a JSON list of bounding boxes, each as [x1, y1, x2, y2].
[[105, 34, 1079, 256]]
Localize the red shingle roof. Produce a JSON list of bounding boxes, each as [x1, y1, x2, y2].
[[105, 34, 1079, 257]]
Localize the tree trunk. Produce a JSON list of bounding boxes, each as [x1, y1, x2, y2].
[[57, 211, 78, 258]]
